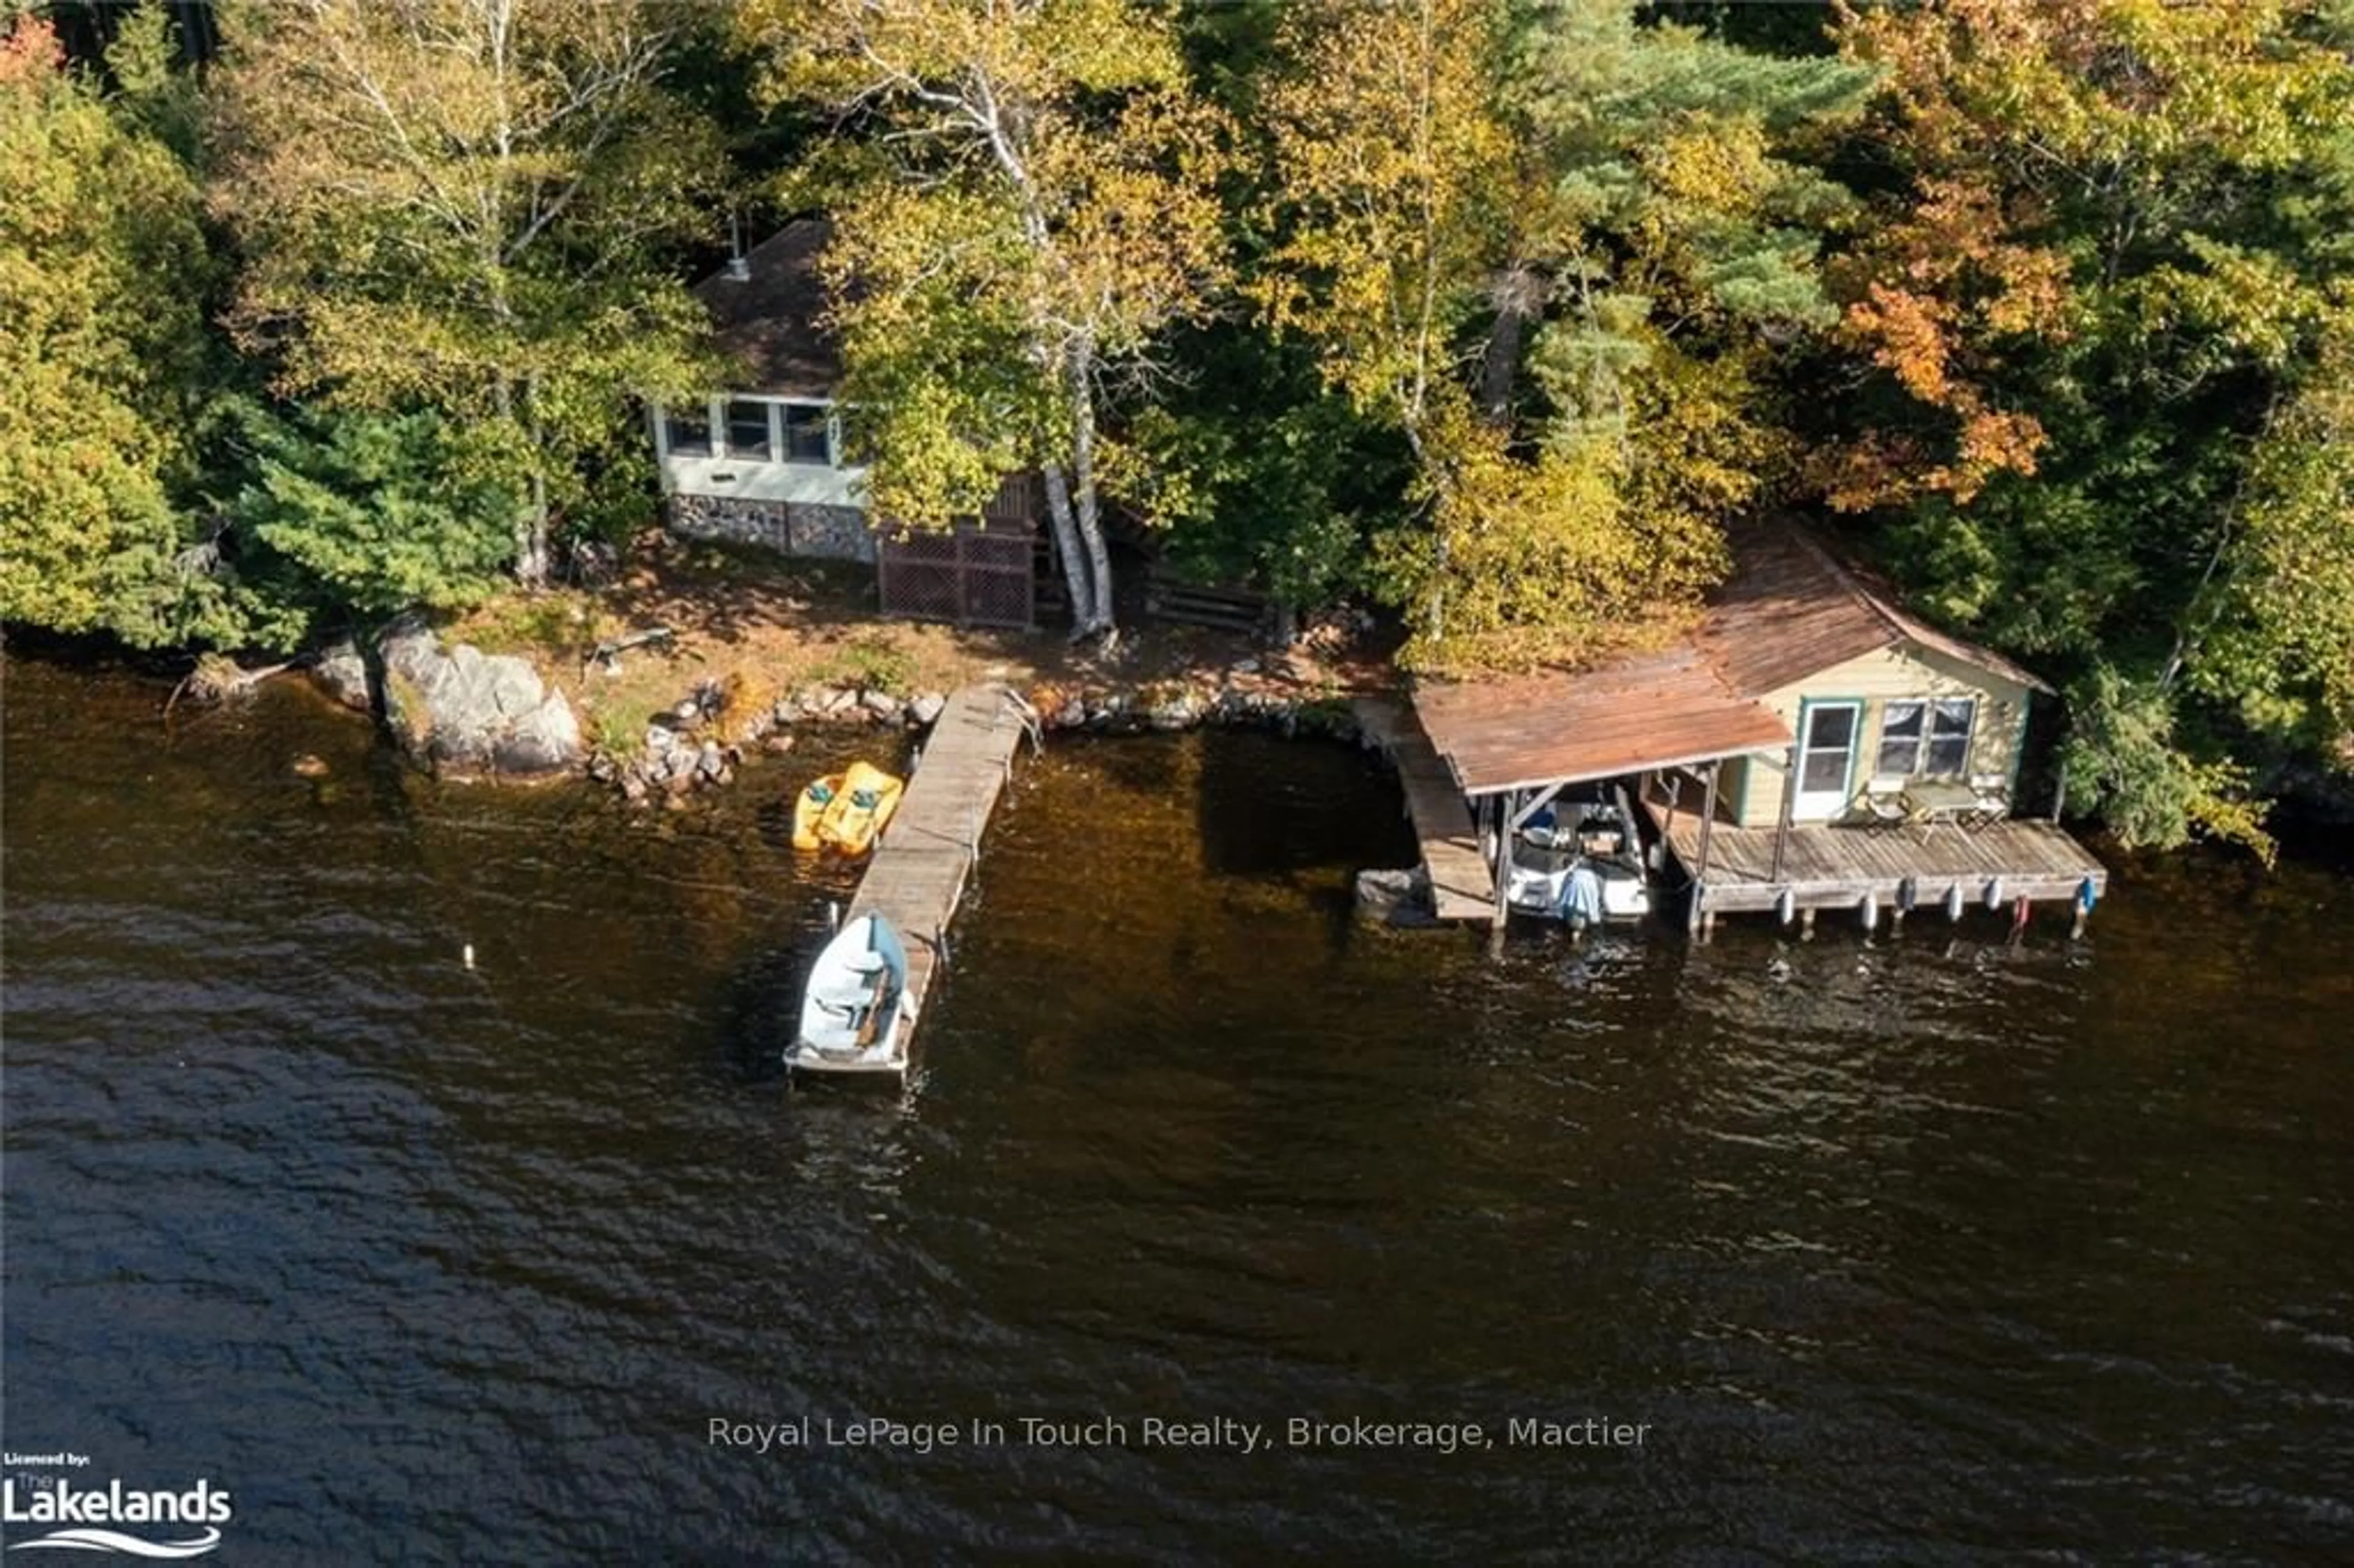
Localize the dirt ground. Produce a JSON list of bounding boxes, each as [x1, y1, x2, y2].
[[448, 535, 1397, 756]]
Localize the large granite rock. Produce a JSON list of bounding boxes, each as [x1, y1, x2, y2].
[[310, 637, 373, 712], [375, 618, 582, 776]]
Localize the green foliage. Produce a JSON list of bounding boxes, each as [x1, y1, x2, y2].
[[587, 691, 665, 760], [748, 0, 1233, 633], [813, 634, 916, 699], [2061, 665, 2276, 864], [210, 0, 728, 587], [227, 404, 519, 619], [1257, 0, 1864, 668], [0, 13, 230, 648], [1119, 325, 1408, 609], [1825, 0, 2354, 847], [463, 592, 605, 663]]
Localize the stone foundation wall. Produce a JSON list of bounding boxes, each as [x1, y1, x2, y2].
[[668, 493, 790, 553], [786, 503, 874, 563], [668, 494, 876, 564]]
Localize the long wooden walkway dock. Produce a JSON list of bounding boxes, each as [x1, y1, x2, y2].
[[1354, 696, 1496, 922], [847, 682, 1034, 1062]]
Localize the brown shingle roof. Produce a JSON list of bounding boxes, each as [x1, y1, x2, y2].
[[691, 219, 842, 400], [1700, 520, 2051, 696]]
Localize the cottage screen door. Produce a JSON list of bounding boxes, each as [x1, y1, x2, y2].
[[1794, 701, 1862, 820]]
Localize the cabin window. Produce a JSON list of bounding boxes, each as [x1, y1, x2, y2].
[[1877, 698, 1976, 778], [782, 403, 831, 465], [725, 400, 773, 461], [664, 403, 712, 458]]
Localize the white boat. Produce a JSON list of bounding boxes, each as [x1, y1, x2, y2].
[[787, 913, 915, 1076], [1503, 784, 1651, 928]]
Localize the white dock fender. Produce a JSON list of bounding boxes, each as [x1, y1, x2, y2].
[[1859, 891, 1880, 932], [1944, 883, 1965, 922], [1775, 888, 1796, 926], [1896, 875, 1918, 913], [1984, 877, 2005, 911]]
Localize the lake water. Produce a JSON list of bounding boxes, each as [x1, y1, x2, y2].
[[4, 655, 2351, 1562]]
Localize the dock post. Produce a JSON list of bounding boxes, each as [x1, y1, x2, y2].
[[1769, 744, 1799, 886], [1488, 793, 1511, 953], [1694, 761, 1720, 895]]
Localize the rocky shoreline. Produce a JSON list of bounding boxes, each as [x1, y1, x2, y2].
[[303, 622, 1375, 804], [583, 664, 1370, 807]]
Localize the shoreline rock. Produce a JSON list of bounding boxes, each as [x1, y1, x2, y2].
[[373, 618, 583, 778], [584, 672, 1368, 805]]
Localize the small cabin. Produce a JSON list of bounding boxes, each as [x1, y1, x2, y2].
[[1685, 522, 2046, 828], [646, 220, 1055, 628], [647, 221, 874, 562]]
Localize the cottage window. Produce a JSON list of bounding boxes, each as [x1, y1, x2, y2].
[[1877, 698, 1975, 778], [665, 404, 712, 458], [725, 400, 773, 461], [1927, 698, 1975, 776], [782, 403, 831, 465]]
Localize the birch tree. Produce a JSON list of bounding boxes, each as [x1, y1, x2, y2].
[[1257, 0, 1862, 671], [741, 0, 1230, 637], [211, 0, 725, 588]]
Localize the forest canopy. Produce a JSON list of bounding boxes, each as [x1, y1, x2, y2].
[[2, 0, 2348, 853]]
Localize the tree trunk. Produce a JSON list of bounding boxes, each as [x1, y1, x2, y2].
[[1479, 261, 1541, 425], [518, 373, 551, 589], [1067, 336, 1114, 636], [492, 371, 543, 588], [1040, 464, 1095, 632]]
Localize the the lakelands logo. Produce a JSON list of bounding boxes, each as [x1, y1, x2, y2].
[[1, 1467, 231, 1559]]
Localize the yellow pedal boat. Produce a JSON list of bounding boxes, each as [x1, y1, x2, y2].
[[791, 773, 844, 853], [815, 761, 904, 856]]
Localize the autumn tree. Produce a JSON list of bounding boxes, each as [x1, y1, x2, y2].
[[0, 10, 230, 647], [1257, 0, 1868, 670], [740, 0, 1230, 637], [210, 0, 728, 589], [1825, 0, 2354, 851]]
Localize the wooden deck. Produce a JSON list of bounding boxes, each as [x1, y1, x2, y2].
[[847, 683, 1034, 1060], [1640, 777, 2106, 921], [1354, 696, 1496, 923]]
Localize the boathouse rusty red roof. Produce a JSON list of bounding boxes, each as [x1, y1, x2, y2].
[[1412, 642, 1791, 796], [1412, 519, 2051, 795]]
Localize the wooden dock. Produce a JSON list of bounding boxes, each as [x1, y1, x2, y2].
[[1639, 776, 2106, 928], [847, 683, 1034, 1060], [1354, 696, 1496, 922]]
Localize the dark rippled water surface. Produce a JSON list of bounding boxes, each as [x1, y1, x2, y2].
[[5, 655, 2352, 1562]]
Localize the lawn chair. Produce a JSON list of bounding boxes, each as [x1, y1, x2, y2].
[[1853, 774, 1914, 833], [1965, 772, 2010, 829]]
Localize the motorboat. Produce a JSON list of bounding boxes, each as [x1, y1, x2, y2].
[[816, 761, 904, 856], [787, 913, 913, 1076], [1504, 783, 1651, 927]]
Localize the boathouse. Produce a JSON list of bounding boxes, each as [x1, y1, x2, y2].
[[1399, 519, 2107, 935], [646, 219, 1055, 629]]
